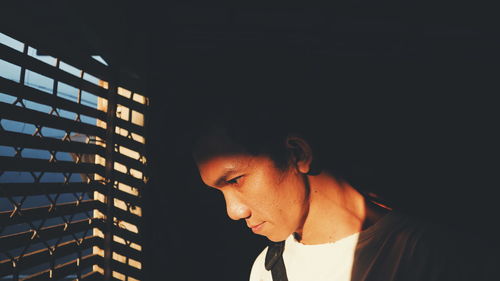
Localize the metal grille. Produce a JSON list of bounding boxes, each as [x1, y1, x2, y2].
[[0, 32, 147, 280]]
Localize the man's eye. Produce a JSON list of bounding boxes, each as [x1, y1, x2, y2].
[[227, 175, 243, 185]]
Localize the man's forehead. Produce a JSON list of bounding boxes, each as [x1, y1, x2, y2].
[[197, 153, 253, 171], [196, 154, 254, 186]]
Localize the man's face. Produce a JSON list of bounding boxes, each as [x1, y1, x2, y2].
[[196, 153, 309, 242]]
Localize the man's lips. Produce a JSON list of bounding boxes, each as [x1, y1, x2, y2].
[[248, 222, 265, 233]]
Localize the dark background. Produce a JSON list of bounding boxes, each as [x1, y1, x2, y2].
[[3, 1, 499, 280]]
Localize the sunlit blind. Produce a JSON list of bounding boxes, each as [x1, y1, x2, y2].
[[0, 31, 148, 281]]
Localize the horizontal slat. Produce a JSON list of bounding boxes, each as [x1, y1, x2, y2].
[[0, 132, 145, 175], [0, 102, 106, 139], [80, 271, 103, 280], [0, 29, 110, 81], [115, 94, 148, 118], [111, 224, 141, 246], [111, 207, 141, 229], [0, 236, 100, 277], [93, 221, 141, 246], [80, 270, 120, 281], [114, 133, 146, 155], [90, 240, 142, 268], [0, 119, 146, 162], [0, 218, 99, 252], [113, 152, 146, 174], [0, 133, 146, 178], [0, 76, 107, 121], [115, 117, 145, 138], [0, 44, 147, 114], [95, 201, 141, 228], [0, 182, 101, 197], [0, 43, 108, 100], [0, 30, 145, 98], [113, 170, 145, 190], [0, 156, 104, 174], [0, 145, 146, 189], [107, 258, 143, 280], [0, 200, 99, 227], [94, 184, 141, 207], [110, 240, 143, 262], [21, 254, 100, 281], [0, 131, 105, 156]]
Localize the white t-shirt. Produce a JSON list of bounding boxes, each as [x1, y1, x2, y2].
[[249, 232, 360, 281], [248, 211, 497, 281]]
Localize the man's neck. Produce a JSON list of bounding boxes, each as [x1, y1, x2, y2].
[[294, 172, 388, 245]]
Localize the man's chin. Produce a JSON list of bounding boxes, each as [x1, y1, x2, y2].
[[265, 234, 288, 243]]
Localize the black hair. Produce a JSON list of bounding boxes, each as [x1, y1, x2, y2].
[[190, 95, 338, 178], [191, 100, 293, 170], [178, 56, 360, 182]]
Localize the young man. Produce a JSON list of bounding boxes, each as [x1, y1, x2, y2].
[[191, 105, 496, 281]]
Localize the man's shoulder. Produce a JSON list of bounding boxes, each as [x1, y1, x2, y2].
[[377, 211, 500, 281]]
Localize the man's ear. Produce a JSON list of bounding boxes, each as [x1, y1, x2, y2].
[[286, 136, 313, 174]]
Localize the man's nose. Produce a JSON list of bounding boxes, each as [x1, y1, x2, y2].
[[222, 190, 251, 221]]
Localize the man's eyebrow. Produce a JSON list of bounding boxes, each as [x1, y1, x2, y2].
[[213, 169, 237, 187]]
